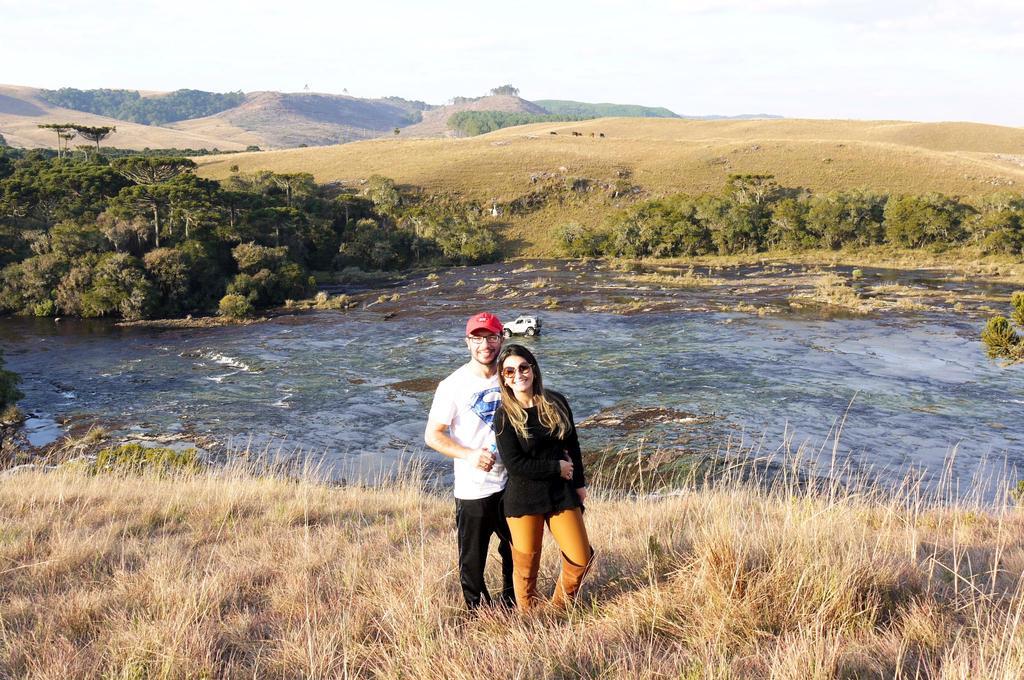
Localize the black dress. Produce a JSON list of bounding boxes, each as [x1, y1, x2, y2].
[[494, 390, 586, 518]]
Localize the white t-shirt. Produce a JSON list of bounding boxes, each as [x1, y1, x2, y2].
[[428, 362, 508, 500]]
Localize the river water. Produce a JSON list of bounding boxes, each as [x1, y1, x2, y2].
[[3, 260, 1022, 494]]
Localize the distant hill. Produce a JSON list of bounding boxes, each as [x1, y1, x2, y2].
[[0, 84, 698, 150], [194, 117, 1024, 255], [37, 88, 246, 125], [531, 101, 783, 121], [681, 113, 785, 121], [171, 92, 430, 148], [400, 95, 547, 137], [535, 100, 679, 118], [0, 84, 254, 150], [0, 85, 439, 150]]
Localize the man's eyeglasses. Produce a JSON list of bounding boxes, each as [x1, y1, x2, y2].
[[467, 335, 501, 345], [501, 364, 533, 378]]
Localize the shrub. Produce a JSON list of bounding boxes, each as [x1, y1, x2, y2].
[[0, 349, 22, 410], [313, 292, 352, 310], [981, 315, 1022, 362], [605, 197, 714, 258], [218, 293, 254, 319], [557, 223, 602, 258], [32, 299, 57, 317], [884, 194, 968, 248], [232, 242, 288, 275], [1011, 479, 1024, 504]]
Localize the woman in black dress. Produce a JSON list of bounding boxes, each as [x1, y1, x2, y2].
[[493, 344, 594, 612]]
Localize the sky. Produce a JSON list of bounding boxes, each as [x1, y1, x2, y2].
[[2, 0, 1022, 126]]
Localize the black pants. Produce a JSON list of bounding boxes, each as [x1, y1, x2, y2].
[[455, 491, 515, 609]]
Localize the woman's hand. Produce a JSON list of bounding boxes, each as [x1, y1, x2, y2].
[[576, 487, 588, 503], [559, 459, 573, 480]]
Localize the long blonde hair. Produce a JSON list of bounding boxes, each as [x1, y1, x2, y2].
[[496, 344, 570, 442]]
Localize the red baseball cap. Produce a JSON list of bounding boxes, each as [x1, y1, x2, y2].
[[465, 312, 503, 336]]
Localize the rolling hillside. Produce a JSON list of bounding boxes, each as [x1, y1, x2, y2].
[[194, 117, 1024, 255], [535, 100, 679, 118], [170, 91, 429, 148], [0, 84, 253, 150], [400, 94, 547, 137], [0, 85, 434, 151], [0, 84, 718, 150]]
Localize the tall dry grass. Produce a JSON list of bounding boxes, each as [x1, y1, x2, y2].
[[1, 452, 1023, 678]]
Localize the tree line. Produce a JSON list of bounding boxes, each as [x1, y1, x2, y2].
[[556, 174, 1024, 258], [447, 111, 591, 136], [38, 88, 246, 125], [0, 150, 500, 321]]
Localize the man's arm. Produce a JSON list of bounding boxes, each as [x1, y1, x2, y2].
[[425, 419, 494, 471]]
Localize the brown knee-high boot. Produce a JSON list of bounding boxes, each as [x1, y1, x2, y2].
[[510, 546, 541, 612], [550, 548, 595, 610]]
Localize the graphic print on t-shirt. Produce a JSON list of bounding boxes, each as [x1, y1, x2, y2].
[[469, 387, 501, 430]]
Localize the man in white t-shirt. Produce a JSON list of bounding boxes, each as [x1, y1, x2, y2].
[[425, 312, 515, 609]]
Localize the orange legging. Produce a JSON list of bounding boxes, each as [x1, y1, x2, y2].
[[506, 507, 591, 565]]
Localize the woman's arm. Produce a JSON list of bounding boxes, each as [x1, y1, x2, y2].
[[494, 407, 561, 480], [552, 391, 586, 489]]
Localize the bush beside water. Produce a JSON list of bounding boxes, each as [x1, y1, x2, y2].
[[556, 176, 1024, 259], [0, 149, 501, 321]]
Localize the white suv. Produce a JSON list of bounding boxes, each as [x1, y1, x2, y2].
[[503, 315, 541, 337]]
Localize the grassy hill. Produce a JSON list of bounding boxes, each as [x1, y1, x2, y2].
[[400, 94, 548, 137], [535, 99, 679, 118], [2, 85, 693, 151], [195, 117, 1024, 255], [0, 84, 253, 150], [1, 461, 1021, 677], [172, 91, 428, 148], [0, 85, 436, 151]]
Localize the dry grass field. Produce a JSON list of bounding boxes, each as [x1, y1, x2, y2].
[[193, 117, 1024, 256], [2, 458, 1023, 678]]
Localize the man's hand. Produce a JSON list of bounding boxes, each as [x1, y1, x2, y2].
[[559, 459, 574, 480], [466, 448, 495, 471], [576, 487, 588, 503]]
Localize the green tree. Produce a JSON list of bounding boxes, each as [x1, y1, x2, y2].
[[609, 196, 713, 258], [971, 195, 1024, 255], [555, 223, 607, 257], [489, 85, 520, 96], [56, 252, 155, 319], [143, 248, 190, 315], [981, 292, 1024, 363], [218, 293, 253, 319], [0, 157, 127, 227], [884, 194, 968, 248], [366, 175, 401, 218], [433, 220, 498, 265], [70, 125, 116, 160], [269, 172, 315, 208], [165, 174, 223, 241], [110, 157, 196, 248], [96, 210, 150, 255], [37, 123, 77, 158], [227, 242, 310, 308], [47, 221, 108, 261], [232, 242, 288, 274], [803, 191, 886, 250], [0, 253, 67, 315], [766, 198, 812, 250]]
